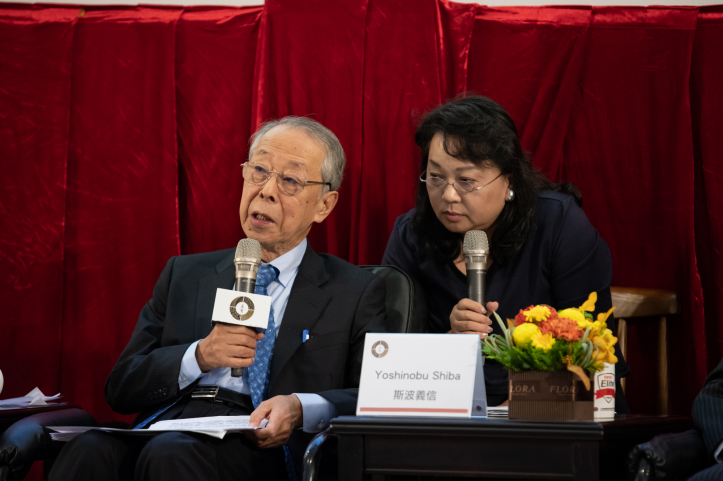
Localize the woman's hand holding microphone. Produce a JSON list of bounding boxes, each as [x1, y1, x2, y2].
[[449, 299, 499, 339]]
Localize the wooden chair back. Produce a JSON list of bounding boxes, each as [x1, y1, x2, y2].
[[610, 287, 678, 415]]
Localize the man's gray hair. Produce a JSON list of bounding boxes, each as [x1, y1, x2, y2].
[[248, 116, 346, 192]]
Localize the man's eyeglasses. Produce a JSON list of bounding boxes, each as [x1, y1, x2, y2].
[[420, 171, 502, 195], [241, 161, 331, 196]]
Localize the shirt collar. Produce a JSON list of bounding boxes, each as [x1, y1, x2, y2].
[[266, 238, 307, 288]]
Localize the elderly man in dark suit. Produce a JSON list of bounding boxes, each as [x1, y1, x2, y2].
[[49, 117, 387, 481]]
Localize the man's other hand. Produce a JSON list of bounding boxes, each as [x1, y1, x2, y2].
[[245, 395, 303, 448], [195, 324, 264, 372]]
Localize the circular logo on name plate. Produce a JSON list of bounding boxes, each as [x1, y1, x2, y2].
[[230, 296, 255, 321], [371, 340, 389, 358]]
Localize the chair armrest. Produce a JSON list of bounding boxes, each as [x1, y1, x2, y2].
[[628, 429, 710, 481], [0, 408, 96, 481], [302, 430, 337, 481]]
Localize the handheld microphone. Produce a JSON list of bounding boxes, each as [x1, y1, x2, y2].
[[230, 238, 262, 377], [463, 230, 489, 308]]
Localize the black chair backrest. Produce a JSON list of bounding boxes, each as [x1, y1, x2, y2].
[[360, 265, 428, 334]]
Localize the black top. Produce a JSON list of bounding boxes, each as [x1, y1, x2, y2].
[[382, 191, 630, 406]]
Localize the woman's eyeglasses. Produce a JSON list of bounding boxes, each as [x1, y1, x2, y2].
[[420, 171, 502, 195]]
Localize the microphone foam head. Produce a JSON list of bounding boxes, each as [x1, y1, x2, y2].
[[235, 238, 261, 263], [463, 230, 489, 254]]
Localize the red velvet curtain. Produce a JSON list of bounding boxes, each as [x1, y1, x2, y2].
[[1, 0, 722, 428], [0, 6, 78, 414], [692, 6, 723, 382]]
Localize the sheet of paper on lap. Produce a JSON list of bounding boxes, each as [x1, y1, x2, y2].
[[49, 416, 268, 441]]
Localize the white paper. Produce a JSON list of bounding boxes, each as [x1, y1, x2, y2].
[[48, 416, 268, 442], [0, 388, 63, 410], [211, 288, 272, 329], [356, 333, 482, 418], [148, 416, 267, 431]]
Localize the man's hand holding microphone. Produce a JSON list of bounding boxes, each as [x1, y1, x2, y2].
[[195, 238, 303, 446]]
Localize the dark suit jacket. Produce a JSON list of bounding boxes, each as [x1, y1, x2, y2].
[[104, 242, 387, 464], [694, 358, 723, 458]]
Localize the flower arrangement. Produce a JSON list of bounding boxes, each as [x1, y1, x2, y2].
[[482, 292, 618, 390]]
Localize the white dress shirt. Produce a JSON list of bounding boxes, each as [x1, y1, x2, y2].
[[178, 238, 336, 432]]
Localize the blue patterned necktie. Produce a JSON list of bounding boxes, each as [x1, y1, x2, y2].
[[247, 264, 297, 481], [247, 263, 280, 407]]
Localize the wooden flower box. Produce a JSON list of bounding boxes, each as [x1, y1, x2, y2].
[[508, 370, 594, 421]]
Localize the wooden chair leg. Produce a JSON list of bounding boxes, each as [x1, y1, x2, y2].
[[658, 316, 668, 415], [618, 318, 627, 393]]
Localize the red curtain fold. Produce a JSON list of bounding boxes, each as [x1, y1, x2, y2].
[[253, 0, 369, 260], [692, 7, 723, 375], [356, 0, 476, 263], [467, 6, 592, 180], [563, 6, 702, 413], [60, 7, 182, 422], [176, 7, 262, 255], [0, 7, 78, 399], [1, 0, 722, 424]]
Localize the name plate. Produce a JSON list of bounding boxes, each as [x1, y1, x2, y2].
[[211, 288, 271, 329], [356, 333, 485, 418]]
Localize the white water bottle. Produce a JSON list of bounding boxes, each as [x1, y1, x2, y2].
[[0, 368, 4, 396], [594, 363, 616, 419]]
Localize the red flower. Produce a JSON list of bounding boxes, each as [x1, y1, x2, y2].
[[539, 317, 580, 341]]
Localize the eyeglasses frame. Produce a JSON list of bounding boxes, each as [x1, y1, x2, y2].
[[241, 161, 332, 196], [420, 170, 503, 195]]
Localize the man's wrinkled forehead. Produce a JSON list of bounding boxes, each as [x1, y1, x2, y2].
[[252, 148, 309, 175]]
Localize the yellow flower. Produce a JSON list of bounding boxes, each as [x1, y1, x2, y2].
[[592, 335, 618, 364], [512, 323, 542, 347], [597, 306, 616, 323], [599, 327, 617, 348], [590, 322, 618, 364], [558, 308, 591, 330], [531, 333, 556, 351], [588, 320, 606, 338], [523, 305, 552, 323], [579, 292, 598, 313]]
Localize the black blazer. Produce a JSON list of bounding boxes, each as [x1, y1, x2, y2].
[[104, 242, 387, 427], [694, 358, 723, 458]]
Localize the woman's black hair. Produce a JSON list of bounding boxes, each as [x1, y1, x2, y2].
[[411, 95, 581, 264]]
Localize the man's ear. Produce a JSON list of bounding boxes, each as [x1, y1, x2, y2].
[[312, 190, 339, 224]]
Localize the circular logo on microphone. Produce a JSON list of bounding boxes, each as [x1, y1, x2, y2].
[[371, 340, 389, 358], [230, 296, 255, 321]]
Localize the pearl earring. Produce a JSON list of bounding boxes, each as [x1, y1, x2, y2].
[[506, 189, 515, 202]]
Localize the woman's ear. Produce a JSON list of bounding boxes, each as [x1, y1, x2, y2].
[[503, 174, 512, 189]]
